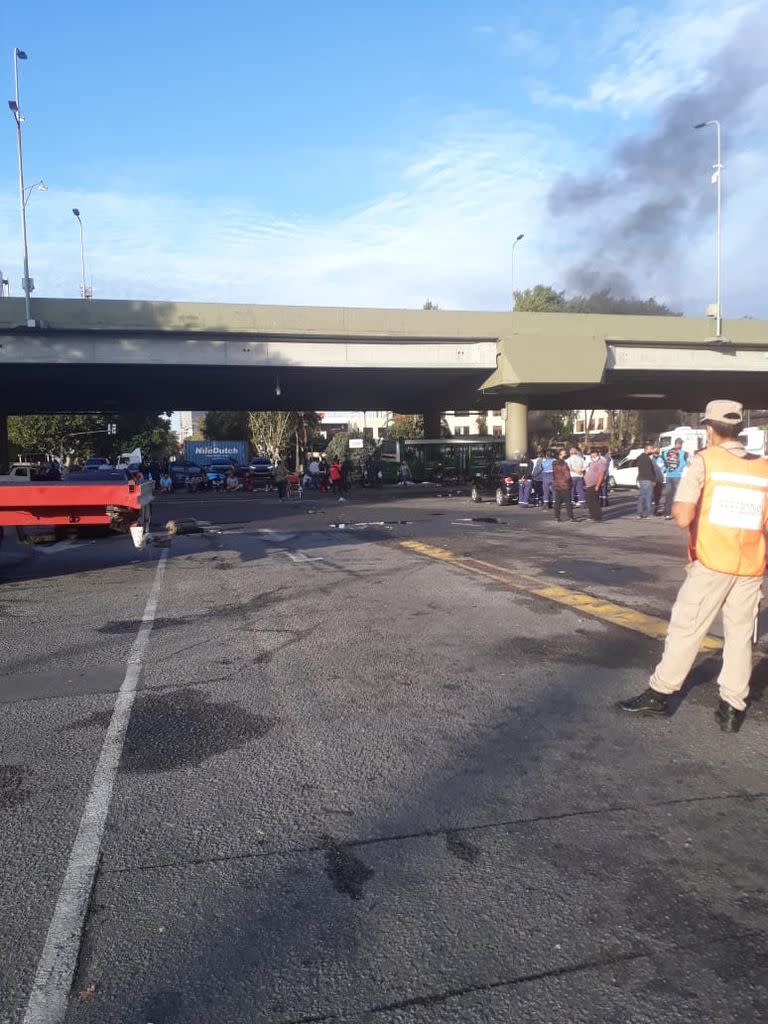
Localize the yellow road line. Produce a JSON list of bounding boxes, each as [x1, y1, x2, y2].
[[399, 539, 723, 652]]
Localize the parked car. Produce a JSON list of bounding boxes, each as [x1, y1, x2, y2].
[[169, 460, 203, 487], [609, 449, 643, 489], [248, 457, 273, 487], [471, 459, 521, 505]]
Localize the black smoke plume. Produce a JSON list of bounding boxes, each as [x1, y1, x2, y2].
[[548, 8, 767, 302]]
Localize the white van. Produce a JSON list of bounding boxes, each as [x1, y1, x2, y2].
[[658, 426, 706, 456], [116, 448, 142, 469]]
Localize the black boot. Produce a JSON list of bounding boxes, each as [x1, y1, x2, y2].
[[714, 700, 745, 733], [617, 687, 670, 716]]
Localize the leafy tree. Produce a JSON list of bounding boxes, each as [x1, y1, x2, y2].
[[513, 285, 568, 312], [380, 413, 424, 439], [248, 411, 295, 459], [104, 412, 177, 461], [529, 409, 575, 451], [607, 409, 641, 451], [290, 411, 323, 470], [247, 410, 323, 469], [202, 410, 250, 440], [323, 430, 376, 470], [513, 283, 679, 316], [8, 413, 106, 463], [422, 300, 439, 310], [8, 411, 177, 464], [565, 290, 679, 316]]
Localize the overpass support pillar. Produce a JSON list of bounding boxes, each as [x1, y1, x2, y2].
[[504, 400, 528, 459], [0, 413, 8, 474], [423, 409, 442, 439]]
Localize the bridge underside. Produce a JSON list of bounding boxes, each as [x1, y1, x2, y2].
[[0, 364, 496, 415], [502, 369, 768, 411], [3, 362, 768, 416]]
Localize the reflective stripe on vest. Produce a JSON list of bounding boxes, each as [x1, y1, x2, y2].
[[690, 447, 768, 576]]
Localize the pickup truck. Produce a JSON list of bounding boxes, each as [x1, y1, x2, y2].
[[0, 464, 41, 482], [0, 463, 63, 482], [0, 469, 154, 546]]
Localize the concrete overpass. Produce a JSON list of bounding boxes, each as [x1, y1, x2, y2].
[[1, 297, 768, 463]]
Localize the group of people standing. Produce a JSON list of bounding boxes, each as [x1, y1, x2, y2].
[[301, 455, 352, 500], [634, 438, 688, 519], [519, 446, 610, 523]]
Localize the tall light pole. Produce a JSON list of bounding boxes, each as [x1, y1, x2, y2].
[[694, 120, 722, 337], [8, 47, 33, 326], [511, 233, 524, 310], [72, 208, 92, 299]]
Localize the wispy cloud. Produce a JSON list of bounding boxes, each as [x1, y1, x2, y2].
[[532, 0, 757, 115], [0, 123, 564, 311], [501, 28, 558, 68]]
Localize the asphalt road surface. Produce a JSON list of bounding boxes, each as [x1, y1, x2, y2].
[[2, 486, 767, 1024]]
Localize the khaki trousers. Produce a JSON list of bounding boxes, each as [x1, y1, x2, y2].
[[650, 560, 762, 711]]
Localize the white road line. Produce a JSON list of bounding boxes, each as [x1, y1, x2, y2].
[[256, 528, 295, 543], [22, 550, 169, 1024]]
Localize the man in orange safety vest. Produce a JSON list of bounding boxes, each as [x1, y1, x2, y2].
[[618, 399, 768, 732]]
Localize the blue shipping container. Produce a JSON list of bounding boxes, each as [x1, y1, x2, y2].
[[184, 440, 249, 467]]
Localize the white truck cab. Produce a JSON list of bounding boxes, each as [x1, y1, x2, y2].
[[116, 448, 142, 470], [0, 463, 37, 481]]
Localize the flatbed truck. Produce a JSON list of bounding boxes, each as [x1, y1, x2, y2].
[[0, 471, 153, 547]]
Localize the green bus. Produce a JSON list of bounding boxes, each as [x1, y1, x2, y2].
[[374, 437, 505, 484]]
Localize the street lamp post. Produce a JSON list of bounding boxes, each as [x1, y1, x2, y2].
[[8, 47, 33, 326], [24, 180, 47, 204], [72, 209, 92, 299], [694, 120, 722, 337], [511, 233, 524, 310]]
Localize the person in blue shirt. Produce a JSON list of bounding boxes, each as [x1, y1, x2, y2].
[[661, 439, 689, 519], [540, 451, 555, 508]]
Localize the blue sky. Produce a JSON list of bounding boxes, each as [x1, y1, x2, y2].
[[2, 0, 766, 317]]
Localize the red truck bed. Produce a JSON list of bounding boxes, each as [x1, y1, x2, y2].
[[0, 478, 153, 527]]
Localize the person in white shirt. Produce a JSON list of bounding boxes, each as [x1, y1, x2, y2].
[[566, 446, 586, 506]]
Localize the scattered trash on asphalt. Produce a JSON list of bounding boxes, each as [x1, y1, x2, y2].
[[129, 524, 147, 548], [78, 984, 97, 1000], [451, 517, 510, 526], [329, 520, 412, 530], [166, 519, 202, 535]]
